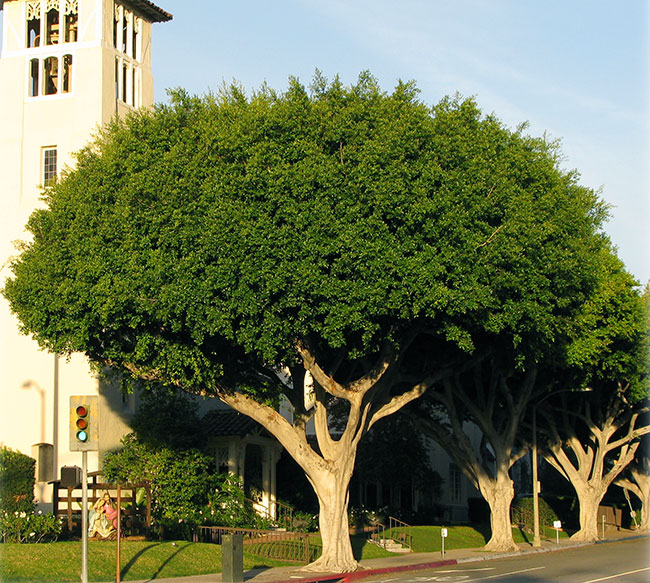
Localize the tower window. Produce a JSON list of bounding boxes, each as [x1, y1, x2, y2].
[[43, 56, 59, 94], [45, 0, 60, 45], [113, 6, 119, 48], [64, 0, 78, 42], [27, 55, 73, 97], [132, 18, 139, 60], [29, 59, 40, 96], [121, 11, 128, 53], [43, 148, 58, 186], [26, 1, 41, 48], [62, 54, 73, 93]]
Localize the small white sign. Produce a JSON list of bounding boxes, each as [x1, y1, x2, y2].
[[553, 520, 562, 529], [441, 528, 448, 538]]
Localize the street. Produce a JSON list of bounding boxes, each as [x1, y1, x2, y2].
[[353, 539, 650, 583]]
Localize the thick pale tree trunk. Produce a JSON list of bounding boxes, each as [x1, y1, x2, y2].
[[571, 484, 606, 541], [306, 467, 357, 572], [478, 472, 518, 552], [217, 346, 429, 573]]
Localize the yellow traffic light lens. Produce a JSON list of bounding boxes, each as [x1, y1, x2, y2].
[[76, 418, 88, 430]]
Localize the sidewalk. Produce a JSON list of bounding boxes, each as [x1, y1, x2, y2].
[[110, 530, 649, 583]]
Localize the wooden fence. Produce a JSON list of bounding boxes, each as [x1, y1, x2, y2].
[[53, 476, 151, 536]]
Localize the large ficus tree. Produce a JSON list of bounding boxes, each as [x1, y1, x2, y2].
[[5, 73, 606, 570], [538, 254, 649, 541]]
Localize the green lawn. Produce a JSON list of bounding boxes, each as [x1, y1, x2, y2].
[[388, 524, 569, 553], [0, 526, 569, 582], [0, 539, 291, 583]]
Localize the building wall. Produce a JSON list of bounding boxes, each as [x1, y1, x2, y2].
[[0, 0, 164, 511]]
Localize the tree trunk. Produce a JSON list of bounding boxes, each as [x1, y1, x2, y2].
[[640, 495, 650, 532], [478, 472, 518, 552], [571, 484, 606, 541], [632, 472, 650, 532], [303, 465, 358, 572]]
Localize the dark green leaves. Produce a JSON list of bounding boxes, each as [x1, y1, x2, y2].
[[4, 73, 609, 394]]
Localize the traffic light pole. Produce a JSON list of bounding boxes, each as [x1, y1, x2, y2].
[[81, 450, 88, 583]]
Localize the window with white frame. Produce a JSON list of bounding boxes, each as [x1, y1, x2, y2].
[[29, 53, 72, 97], [42, 147, 57, 186], [25, 0, 76, 98], [113, 4, 142, 108], [26, 0, 78, 49]]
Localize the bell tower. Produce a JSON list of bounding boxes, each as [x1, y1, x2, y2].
[[0, 0, 171, 211], [0, 0, 171, 509]]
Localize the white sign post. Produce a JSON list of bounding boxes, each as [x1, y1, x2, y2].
[[553, 520, 562, 545], [441, 527, 448, 558]]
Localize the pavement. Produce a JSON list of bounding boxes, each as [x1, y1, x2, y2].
[[108, 529, 649, 583]]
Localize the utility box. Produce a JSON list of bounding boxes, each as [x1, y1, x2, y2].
[[222, 534, 243, 583], [31, 443, 54, 482], [60, 466, 82, 489]]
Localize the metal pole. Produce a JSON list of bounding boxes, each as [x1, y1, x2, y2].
[[532, 407, 541, 547], [81, 450, 88, 583], [116, 485, 121, 583], [53, 354, 59, 482]]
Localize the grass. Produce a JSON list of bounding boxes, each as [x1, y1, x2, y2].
[[387, 524, 569, 553], [0, 526, 570, 582], [0, 539, 291, 583]]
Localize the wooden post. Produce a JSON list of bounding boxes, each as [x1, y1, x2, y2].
[[67, 487, 73, 532]]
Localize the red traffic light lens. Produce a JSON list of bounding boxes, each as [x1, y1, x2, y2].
[[76, 405, 87, 417]]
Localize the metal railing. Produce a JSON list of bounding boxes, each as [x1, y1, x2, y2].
[[195, 526, 321, 563], [369, 516, 413, 552], [388, 516, 413, 551], [246, 498, 295, 529]]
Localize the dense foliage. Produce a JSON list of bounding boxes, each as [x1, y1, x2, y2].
[[103, 387, 268, 537], [0, 510, 62, 543], [0, 447, 35, 515], [5, 74, 606, 397]]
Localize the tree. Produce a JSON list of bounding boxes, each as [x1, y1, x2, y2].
[[4, 73, 607, 570], [413, 351, 537, 551], [615, 432, 650, 532], [539, 256, 649, 541]]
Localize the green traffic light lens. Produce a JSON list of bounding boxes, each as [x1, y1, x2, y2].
[[76, 430, 88, 442]]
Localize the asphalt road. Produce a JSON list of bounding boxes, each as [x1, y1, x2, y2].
[[354, 539, 650, 583]]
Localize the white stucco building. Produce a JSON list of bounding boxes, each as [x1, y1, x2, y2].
[[0, 0, 172, 510]]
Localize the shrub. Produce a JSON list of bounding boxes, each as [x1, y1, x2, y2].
[[290, 510, 318, 532], [0, 447, 35, 514], [0, 510, 62, 543], [205, 474, 270, 529], [104, 434, 222, 537], [511, 496, 561, 532]]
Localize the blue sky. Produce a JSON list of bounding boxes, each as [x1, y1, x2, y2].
[[2, 1, 648, 282]]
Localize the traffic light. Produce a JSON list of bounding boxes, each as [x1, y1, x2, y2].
[[69, 396, 98, 451]]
